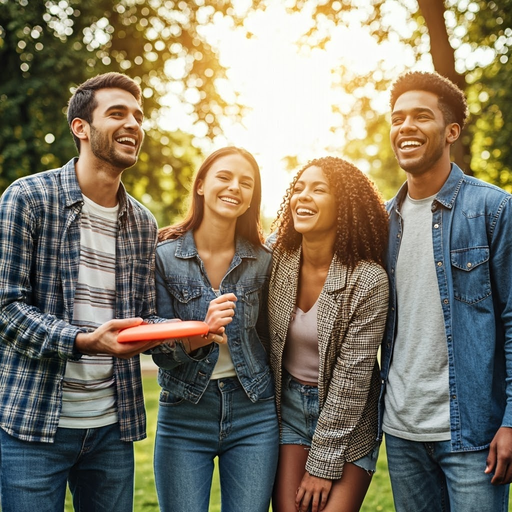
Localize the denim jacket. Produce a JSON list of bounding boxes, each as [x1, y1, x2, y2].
[[152, 230, 274, 404], [380, 164, 512, 451]]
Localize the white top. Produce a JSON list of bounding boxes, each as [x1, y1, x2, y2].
[[59, 195, 118, 428], [211, 288, 236, 379]]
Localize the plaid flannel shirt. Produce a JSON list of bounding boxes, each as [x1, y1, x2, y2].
[[0, 158, 160, 443]]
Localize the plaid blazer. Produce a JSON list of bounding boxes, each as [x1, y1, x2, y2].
[[268, 247, 389, 479]]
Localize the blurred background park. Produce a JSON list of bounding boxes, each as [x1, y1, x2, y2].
[[2, 0, 512, 228], [2, 1, 512, 510]]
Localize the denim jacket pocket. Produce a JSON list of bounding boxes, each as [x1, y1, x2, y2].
[[450, 247, 491, 304], [166, 281, 204, 320]]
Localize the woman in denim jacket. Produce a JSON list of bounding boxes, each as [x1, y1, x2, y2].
[[152, 147, 278, 512]]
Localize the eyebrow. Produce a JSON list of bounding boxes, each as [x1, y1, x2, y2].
[[391, 106, 435, 117], [216, 169, 255, 181], [105, 104, 144, 119]]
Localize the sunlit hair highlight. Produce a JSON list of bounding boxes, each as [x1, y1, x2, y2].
[[390, 71, 468, 128], [67, 72, 142, 152], [272, 156, 388, 268], [159, 146, 264, 247]]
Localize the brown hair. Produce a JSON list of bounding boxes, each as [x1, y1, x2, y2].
[[67, 72, 142, 151], [272, 156, 388, 268], [159, 146, 264, 247]]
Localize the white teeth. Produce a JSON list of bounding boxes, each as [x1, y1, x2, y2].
[[220, 197, 240, 205], [400, 140, 422, 149], [297, 208, 315, 216], [116, 137, 136, 146]]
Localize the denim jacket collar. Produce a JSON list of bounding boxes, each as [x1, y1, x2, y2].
[[390, 163, 465, 212], [174, 229, 259, 261]]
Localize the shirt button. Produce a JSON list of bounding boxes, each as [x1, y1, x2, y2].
[[467, 262, 472, 268], [219, 382, 224, 388]]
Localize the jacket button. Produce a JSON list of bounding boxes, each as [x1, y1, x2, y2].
[[437, 261, 443, 267], [434, 224, 439, 229]]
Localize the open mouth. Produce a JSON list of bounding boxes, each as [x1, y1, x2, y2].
[[296, 207, 316, 217], [399, 140, 423, 151], [220, 196, 240, 206], [116, 136, 137, 147]]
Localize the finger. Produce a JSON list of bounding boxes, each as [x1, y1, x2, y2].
[[486, 444, 497, 474], [311, 492, 320, 512], [491, 458, 507, 484], [320, 489, 329, 510]]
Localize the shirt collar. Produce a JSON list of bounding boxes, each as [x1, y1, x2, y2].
[[174, 229, 259, 260]]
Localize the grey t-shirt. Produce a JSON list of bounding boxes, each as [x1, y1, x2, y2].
[[383, 194, 450, 441]]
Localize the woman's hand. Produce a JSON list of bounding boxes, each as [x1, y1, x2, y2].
[[295, 472, 332, 512], [204, 292, 237, 335]]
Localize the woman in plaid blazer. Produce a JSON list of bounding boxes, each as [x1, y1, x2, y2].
[[269, 157, 389, 512]]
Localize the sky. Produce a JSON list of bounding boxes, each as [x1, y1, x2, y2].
[[160, 1, 419, 216]]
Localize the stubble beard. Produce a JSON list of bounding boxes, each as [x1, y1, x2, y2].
[[90, 125, 138, 171]]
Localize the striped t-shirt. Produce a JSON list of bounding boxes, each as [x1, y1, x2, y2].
[[59, 195, 118, 428]]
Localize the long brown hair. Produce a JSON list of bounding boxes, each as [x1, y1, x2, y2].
[[272, 156, 389, 268], [159, 146, 264, 246]]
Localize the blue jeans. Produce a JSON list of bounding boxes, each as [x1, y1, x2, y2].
[[154, 376, 279, 512], [385, 433, 510, 512], [0, 424, 134, 512]]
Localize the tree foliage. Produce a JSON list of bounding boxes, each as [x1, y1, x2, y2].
[[282, 0, 512, 196], [0, 0, 248, 225]]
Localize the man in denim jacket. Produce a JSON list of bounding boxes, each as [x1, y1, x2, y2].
[[380, 71, 512, 511]]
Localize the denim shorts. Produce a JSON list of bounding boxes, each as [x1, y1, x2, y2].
[[280, 370, 379, 473]]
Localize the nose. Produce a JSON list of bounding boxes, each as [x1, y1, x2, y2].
[[399, 115, 417, 132], [228, 179, 240, 192]]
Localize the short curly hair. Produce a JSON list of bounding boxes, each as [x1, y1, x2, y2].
[[272, 156, 389, 268], [390, 71, 468, 128]]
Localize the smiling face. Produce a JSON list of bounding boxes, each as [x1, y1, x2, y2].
[[87, 88, 144, 170], [197, 153, 256, 221], [390, 89, 455, 177], [290, 165, 336, 238]]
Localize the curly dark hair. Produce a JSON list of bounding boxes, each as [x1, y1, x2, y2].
[[272, 156, 389, 268], [159, 146, 264, 247], [390, 71, 468, 128]]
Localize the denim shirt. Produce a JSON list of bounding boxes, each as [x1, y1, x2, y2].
[[152, 230, 274, 404], [380, 164, 512, 451]]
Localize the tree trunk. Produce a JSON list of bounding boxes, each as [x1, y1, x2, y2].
[[417, 0, 472, 174]]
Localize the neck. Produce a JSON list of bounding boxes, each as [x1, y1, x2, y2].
[[301, 235, 335, 269], [75, 155, 122, 207], [406, 159, 452, 200], [194, 218, 237, 252]]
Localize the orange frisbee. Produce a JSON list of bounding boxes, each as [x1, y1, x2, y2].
[[117, 321, 209, 343]]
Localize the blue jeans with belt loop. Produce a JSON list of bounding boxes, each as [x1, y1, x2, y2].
[[385, 433, 510, 512], [154, 376, 279, 512]]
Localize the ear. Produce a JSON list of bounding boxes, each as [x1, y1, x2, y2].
[[446, 123, 461, 145], [196, 179, 204, 196], [70, 118, 89, 142]]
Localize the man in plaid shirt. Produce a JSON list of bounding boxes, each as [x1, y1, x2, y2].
[[0, 72, 167, 511]]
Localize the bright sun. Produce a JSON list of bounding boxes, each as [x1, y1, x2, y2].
[[163, 1, 412, 219]]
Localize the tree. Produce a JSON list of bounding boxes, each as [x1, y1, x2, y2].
[[282, 0, 512, 195], [0, 0, 249, 224]]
